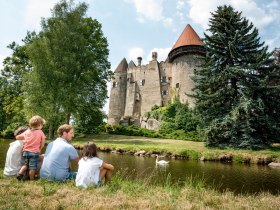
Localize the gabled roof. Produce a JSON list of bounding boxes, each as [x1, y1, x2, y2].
[[114, 58, 128, 73], [128, 60, 136, 68], [171, 24, 204, 50]]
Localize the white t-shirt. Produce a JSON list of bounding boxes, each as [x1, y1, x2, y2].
[[4, 140, 24, 176], [75, 157, 103, 188]]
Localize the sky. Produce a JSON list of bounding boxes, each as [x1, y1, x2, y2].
[[0, 0, 280, 114]]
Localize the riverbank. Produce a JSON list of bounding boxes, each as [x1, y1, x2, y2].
[[72, 134, 280, 165], [0, 170, 279, 210]]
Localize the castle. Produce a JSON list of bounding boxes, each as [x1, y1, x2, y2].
[[108, 24, 206, 129]]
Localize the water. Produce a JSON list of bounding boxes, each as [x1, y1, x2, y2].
[[1, 138, 280, 195]]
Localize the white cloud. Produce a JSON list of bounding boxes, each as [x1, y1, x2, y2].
[[187, 0, 279, 30], [24, 0, 58, 31], [163, 17, 173, 27], [187, 0, 224, 29], [146, 47, 171, 62], [133, 0, 164, 22], [176, 0, 185, 10], [128, 0, 174, 28], [128, 47, 144, 63], [230, 0, 275, 28]]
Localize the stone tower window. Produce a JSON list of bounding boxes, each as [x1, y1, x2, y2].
[[162, 90, 168, 95], [161, 76, 167, 83], [176, 83, 180, 88], [112, 82, 118, 88], [139, 79, 145, 86], [136, 93, 140, 101]]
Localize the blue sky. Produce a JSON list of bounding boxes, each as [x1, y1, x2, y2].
[[0, 0, 280, 113]]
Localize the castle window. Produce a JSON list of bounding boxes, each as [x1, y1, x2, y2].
[[176, 83, 180, 88], [161, 76, 168, 83], [112, 82, 118, 88], [136, 93, 140, 101], [119, 77, 122, 79], [139, 79, 145, 86], [162, 90, 168, 95]]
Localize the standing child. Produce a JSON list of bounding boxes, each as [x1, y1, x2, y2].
[[76, 142, 114, 188], [4, 126, 29, 177], [16, 115, 46, 180]]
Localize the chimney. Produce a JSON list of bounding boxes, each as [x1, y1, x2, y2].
[[137, 57, 142, 66], [152, 52, 157, 61]]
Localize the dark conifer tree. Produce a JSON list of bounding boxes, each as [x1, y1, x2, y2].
[[193, 5, 280, 149]]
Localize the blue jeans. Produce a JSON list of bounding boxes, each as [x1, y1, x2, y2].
[[23, 151, 39, 170]]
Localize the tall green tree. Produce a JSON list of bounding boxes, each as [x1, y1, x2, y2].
[[0, 33, 35, 137], [193, 5, 280, 149], [24, 0, 111, 137]]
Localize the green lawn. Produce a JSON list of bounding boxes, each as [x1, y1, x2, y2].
[[72, 134, 280, 163]]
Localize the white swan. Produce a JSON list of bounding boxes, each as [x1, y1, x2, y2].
[[155, 155, 169, 165]]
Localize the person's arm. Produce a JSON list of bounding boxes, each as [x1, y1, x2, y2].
[[69, 147, 79, 163], [102, 162, 114, 171], [16, 134, 25, 140], [73, 157, 79, 164], [40, 134, 46, 151]]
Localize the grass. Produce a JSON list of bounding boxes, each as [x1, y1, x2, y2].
[[0, 169, 279, 210], [72, 134, 280, 163]]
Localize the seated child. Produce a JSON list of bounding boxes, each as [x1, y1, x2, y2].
[[76, 142, 114, 188], [4, 126, 29, 177]]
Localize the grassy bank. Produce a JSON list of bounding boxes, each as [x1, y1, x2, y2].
[[1, 170, 279, 210], [73, 134, 280, 164]]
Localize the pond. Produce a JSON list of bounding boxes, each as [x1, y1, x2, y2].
[[1, 138, 280, 195]]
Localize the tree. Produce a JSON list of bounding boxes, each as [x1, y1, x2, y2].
[[0, 33, 35, 137], [24, 0, 111, 137], [193, 5, 280, 149]]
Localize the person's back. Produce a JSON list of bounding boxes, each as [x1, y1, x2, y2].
[[4, 126, 28, 177], [76, 142, 114, 188], [40, 138, 78, 180], [4, 140, 25, 177], [40, 124, 79, 181], [21, 129, 45, 153], [76, 157, 103, 188]]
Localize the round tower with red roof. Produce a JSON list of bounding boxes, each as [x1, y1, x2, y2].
[[167, 24, 206, 107]]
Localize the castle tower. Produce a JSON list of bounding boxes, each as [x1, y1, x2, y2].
[[168, 24, 206, 107], [108, 58, 128, 125]]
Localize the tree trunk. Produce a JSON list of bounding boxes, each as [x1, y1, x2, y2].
[[66, 113, 71, 124], [48, 124, 54, 139]]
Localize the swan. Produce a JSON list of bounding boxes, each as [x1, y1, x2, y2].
[[155, 155, 169, 165]]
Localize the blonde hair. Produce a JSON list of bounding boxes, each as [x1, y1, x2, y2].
[[57, 124, 73, 137], [29, 115, 46, 129]]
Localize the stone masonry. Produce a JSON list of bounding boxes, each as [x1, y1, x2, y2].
[[108, 24, 206, 128]]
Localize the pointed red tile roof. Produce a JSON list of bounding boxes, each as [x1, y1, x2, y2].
[[171, 24, 203, 50]]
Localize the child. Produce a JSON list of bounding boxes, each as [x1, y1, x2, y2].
[[76, 142, 114, 188], [16, 115, 46, 180], [3, 126, 29, 177]]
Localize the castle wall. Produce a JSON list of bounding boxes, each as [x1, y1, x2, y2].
[[108, 71, 127, 125], [139, 60, 162, 114]]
